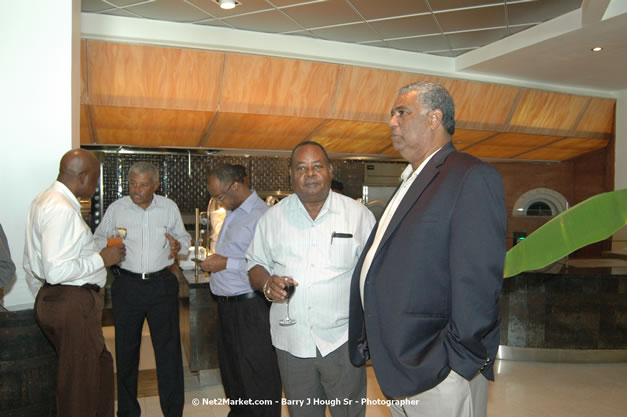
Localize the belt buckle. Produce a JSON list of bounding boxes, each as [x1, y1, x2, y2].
[[142, 273, 148, 280]]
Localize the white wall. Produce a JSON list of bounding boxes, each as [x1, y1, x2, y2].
[[0, 0, 81, 309], [613, 89, 627, 252]]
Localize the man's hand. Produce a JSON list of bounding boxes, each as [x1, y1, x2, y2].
[[100, 244, 125, 267], [264, 276, 298, 303], [198, 254, 227, 273], [165, 232, 180, 259]]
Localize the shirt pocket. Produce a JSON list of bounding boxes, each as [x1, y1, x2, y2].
[[327, 236, 357, 268]]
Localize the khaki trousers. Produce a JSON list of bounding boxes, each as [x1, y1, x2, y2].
[[389, 370, 488, 417]]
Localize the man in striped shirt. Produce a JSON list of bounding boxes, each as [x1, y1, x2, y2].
[[95, 161, 191, 417], [248, 142, 375, 417]]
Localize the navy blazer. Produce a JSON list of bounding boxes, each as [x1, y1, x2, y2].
[[348, 142, 507, 398]]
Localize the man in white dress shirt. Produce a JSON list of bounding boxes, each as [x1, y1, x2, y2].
[[24, 148, 125, 417], [247, 141, 375, 417], [94, 161, 191, 417]]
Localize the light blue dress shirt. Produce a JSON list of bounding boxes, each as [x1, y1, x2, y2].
[[210, 191, 268, 297]]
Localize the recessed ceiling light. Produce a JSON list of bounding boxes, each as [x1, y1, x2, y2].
[[216, 0, 238, 9], [591, 46, 603, 52]]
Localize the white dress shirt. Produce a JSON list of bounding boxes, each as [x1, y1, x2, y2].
[[359, 147, 442, 306], [23, 181, 106, 296], [94, 195, 191, 274], [247, 191, 375, 358]]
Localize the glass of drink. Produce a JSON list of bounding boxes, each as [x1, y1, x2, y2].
[[107, 228, 126, 247], [279, 278, 296, 327]]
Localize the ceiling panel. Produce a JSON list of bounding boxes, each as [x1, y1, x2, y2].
[[510, 90, 588, 131], [206, 113, 323, 149], [310, 22, 382, 43], [86, 41, 224, 110], [283, 0, 362, 28], [507, 0, 583, 26], [191, 0, 274, 19], [434, 5, 506, 33], [82, 0, 112, 13], [349, 0, 430, 20], [90, 106, 214, 147], [221, 54, 342, 117], [368, 14, 440, 39], [124, 0, 210, 22], [576, 98, 616, 134], [224, 9, 304, 33], [429, 0, 503, 11], [446, 28, 509, 51], [384, 34, 451, 54], [82, 0, 584, 60]]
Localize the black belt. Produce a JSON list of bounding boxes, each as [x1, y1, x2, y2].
[[43, 282, 101, 292], [213, 291, 259, 303], [113, 266, 171, 280]]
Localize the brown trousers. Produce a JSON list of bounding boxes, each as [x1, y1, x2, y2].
[[35, 284, 114, 417]]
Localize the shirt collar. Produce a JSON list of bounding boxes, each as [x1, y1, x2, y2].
[[125, 194, 161, 210], [400, 146, 443, 182], [52, 181, 81, 212], [234, 190, 259, 215]]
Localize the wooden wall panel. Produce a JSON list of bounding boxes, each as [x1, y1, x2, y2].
[[206, 113, 323, 149], [86, 41, 224, 111], [221, 54, 341, 118], [80, 104, 93, 144], [312, 120, 392, 154], [510, 90, 587, 131], [576, 98, 616, 134], [464, 145, 524, 159], [483, 133, 562, 147], [91, 106, 214, 147], [330, 67, 436, 123], [452, 129, 497, 149], [517, 138, 608, 161], [449, 80, 520, 128], [80, 40, 88, 104]]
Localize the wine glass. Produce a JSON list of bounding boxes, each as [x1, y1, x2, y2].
[[279, 278, 296, 326]]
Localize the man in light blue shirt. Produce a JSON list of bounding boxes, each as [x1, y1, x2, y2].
[[199, 164, 281, 417]]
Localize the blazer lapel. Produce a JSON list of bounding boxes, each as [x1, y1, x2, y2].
[[373, 142, 456, 259]]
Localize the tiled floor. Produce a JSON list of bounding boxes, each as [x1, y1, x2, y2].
[[128, 360, 627, 417]]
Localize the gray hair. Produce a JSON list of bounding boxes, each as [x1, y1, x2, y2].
[[128, 162, 160, 183], [289, 141, 330, 168], [209, 164, 247, 184], [398, 81, 455, 136]]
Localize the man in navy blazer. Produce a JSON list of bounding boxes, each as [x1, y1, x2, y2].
[[348, 81, 506, 417]]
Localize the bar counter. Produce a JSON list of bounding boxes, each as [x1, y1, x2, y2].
[[174, 266, 221, 385], [498, 262, 627, 362]]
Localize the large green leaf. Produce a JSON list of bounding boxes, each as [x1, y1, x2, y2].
[[504, 189, 627, 278]]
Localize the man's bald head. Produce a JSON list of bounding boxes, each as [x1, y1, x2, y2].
[[57, 149, 101, 199]]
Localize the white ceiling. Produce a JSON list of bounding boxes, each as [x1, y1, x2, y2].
[[81, 0, 627, 93]]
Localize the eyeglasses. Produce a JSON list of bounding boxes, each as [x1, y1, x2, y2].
[[214, 182, 234, 202]]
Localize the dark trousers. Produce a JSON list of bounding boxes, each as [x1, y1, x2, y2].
[[35, 284, 114, 417], [111, 269, 184, 417], [215, 293, 282, 417]]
